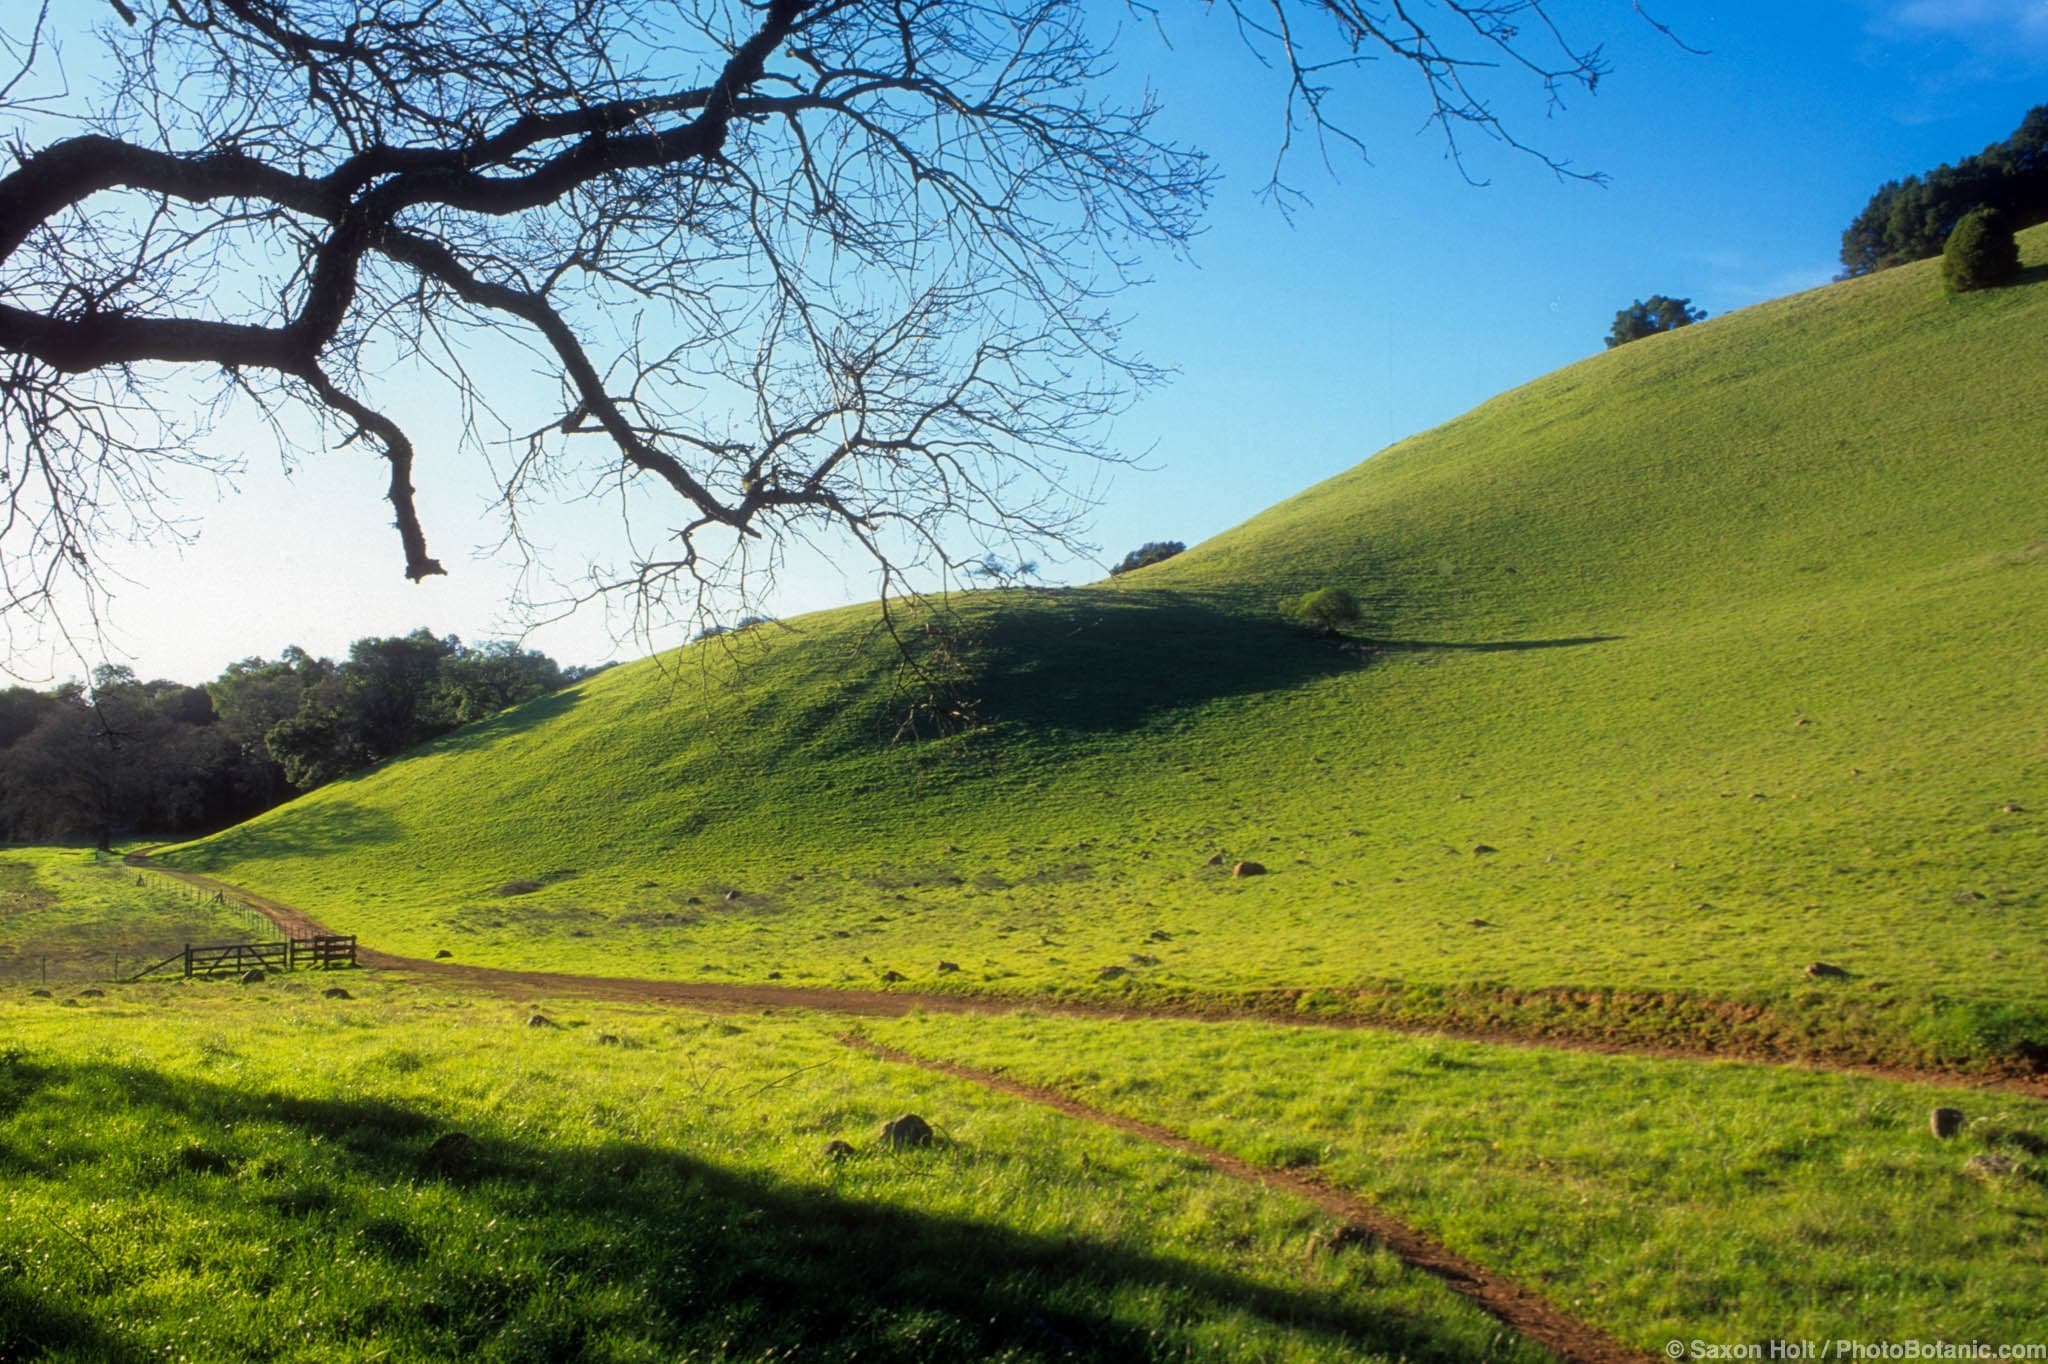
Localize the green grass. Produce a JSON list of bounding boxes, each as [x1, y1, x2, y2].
[[868, 1009, 2048, 1351], [161, 229, 2048, 1067], [0, 980, 1542, 1362], [0, 848, 277, 987]]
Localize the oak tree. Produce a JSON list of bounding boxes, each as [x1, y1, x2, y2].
[[1, 0, 1644, 645]]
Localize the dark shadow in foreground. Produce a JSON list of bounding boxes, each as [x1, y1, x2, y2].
[[0, 1053, 1522, 1362]]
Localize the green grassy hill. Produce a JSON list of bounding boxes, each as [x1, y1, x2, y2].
[[167, 229, 2048, 1068]]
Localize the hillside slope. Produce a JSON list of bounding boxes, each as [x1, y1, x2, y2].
[[168, 229, 2048, 1065]]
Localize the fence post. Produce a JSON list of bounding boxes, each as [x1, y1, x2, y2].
[[183, 944, 192, 979]]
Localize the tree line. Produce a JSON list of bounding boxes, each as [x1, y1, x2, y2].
[[0, 631, 595, 848], [1840, 106, 2048, 277]]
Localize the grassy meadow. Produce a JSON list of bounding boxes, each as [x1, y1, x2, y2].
[[0, 976, 1544, 1363], [157, 229, 2048, 1070], [9, 227, 2048, 1358], [0, 848, 278, 987], [869, 1010, 2048, 1350]]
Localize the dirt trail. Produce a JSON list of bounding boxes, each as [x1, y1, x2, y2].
[[125, 853, 2048, 1099], [845, 1036, 1654, 1364]]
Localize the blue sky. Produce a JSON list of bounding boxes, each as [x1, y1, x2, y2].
[[16, 0, 2048, 683]]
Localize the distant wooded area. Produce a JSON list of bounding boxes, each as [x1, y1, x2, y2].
[[0, 630, 597, 847], [1841, 105, 2048, 277]]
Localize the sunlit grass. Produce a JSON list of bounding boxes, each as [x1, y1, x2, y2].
[[870, 1009, 2048, 1350], [161, 229, 2048, 1066], [0, 980, 1540, 1362], [0, 847, 275, 987]]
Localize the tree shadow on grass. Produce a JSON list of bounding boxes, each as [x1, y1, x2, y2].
[[162, 796, 405, 866], [0, 1055, 1515, 1363], [415, 685, 586, 761], [965, 588, 1616, 735]]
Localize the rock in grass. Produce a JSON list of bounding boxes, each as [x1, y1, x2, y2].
[[1804, 961, 1849, 980], [935, 961, 961, 974], [1097, 964, 1129, 980], [1233, 860, 1267, 878], [1313, 1223, 1378, 1256], [1964, 1153, 2020, 1180], [78, 988, 104, 998], [822, 1139, 857, 1162], [28, 988, 51, 998], [322, 986, 352, 1000], [525, 1013, 558, 1029], [595, 1033, 621, 1047], [434, 949, 453, 959], [1472, 844, 1499, 856], [420, 1131, 475, 1175], [240, 969, 266, 985], [880, 1114, 934, 1151], [1205, 853, 1226, 867], [879, 969, 906, 983], [1930, 1107, 1965, 1139]]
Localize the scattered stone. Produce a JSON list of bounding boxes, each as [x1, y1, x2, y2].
[[822, 1139, 857, 1161], [685, 896, 703, 905], [1472, 844, 1498, 856], [59, 997, 78, 1008], [28, 988, 51, 998], [1953, 890, 1988, 904], [723, 889, 742, 902], [596, 1033, 621, 1047], [1205, 853, 1226, 867], [945, 844, 963, 854], [1233, 860, 1267, 878], [1804, 961, 1850, 980], [880, 1113, 934, 1150], [434, 949, 453, 959], [1097, 965, 1129, 980], [1964, 1153, 2021, 1180], [1146, 929, 1173, 942], [1466, 918, 1494, 929], [525, 1013, 558, 1029], [1128, 954, 1160, 967], [766, 970, 783, 980], [880, 969, 906, 983], [322, 987, 352, 1000], [1930, 1107, 1965, 1139], [78, 988, 104, 998], [935, 961, 961, 974], [2003, 803, 2026, 814], [239, 969, 266, 986]]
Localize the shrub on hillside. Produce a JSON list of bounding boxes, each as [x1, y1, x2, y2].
[[1941, 206, 2022, 293], [1282, 586, 1361, 634], [1111, 541, 1185, 575], [1604, 295, 1706, 349]]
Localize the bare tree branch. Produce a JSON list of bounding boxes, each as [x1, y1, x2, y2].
[[0, 0, 1667, 647]]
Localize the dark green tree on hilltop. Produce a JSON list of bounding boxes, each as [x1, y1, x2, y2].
[[1840, 105, 2048, 278], [1604, 296, 1706, 349], [1941, 207, 2022, 293]]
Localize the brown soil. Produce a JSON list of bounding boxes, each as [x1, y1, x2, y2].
[[844, 1036, 1655, 1364], [126, 853, 2048, 1101]]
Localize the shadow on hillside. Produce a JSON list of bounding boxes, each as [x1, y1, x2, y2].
[[1349, 635, 1621, 654], [171, 797, 404, 866], [414, 684, 586, 760], [967, 591, 1354, 734], [966, 590, 1615, 733], [0, 1054, 1496, 1363]]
